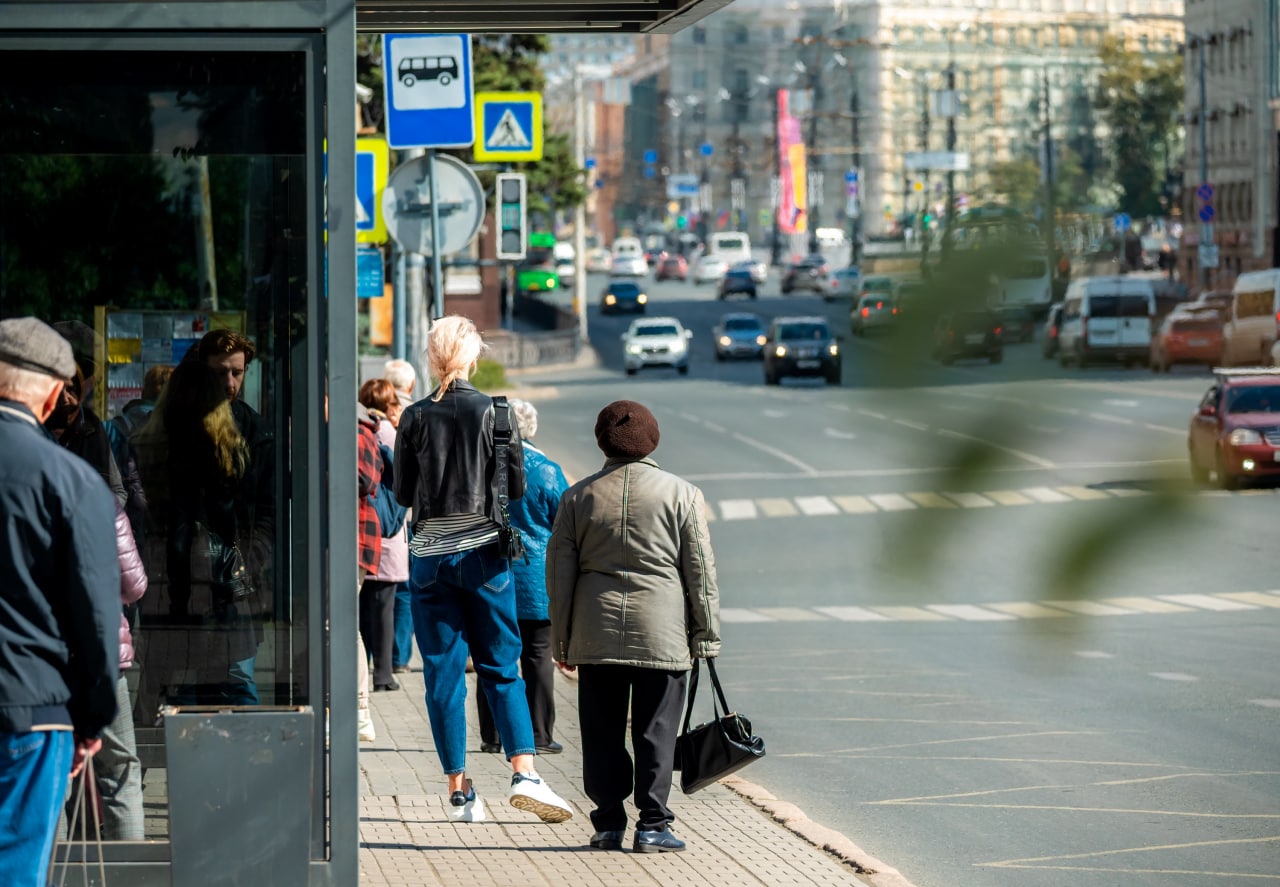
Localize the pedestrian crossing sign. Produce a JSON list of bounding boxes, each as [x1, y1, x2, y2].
[[473, 92, 543, 162]]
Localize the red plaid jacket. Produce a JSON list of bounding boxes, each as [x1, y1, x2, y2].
[[357, 414, 383, 576]]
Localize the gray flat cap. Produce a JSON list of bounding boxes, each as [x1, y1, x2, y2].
[[0, 317, 77, 380]]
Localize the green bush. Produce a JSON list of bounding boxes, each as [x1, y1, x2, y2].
[[469, 358, 508, 392]]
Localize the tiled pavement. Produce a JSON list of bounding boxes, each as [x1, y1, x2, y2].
[[358, 665, 913, 887]]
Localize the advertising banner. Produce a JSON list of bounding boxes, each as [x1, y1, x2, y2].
[[776, 90, 807, 234]]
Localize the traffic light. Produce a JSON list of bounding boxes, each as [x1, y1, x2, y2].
[[495, 172, 526, 261], [676, 214, 688, 229]]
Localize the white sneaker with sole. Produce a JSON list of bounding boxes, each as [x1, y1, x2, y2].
[[357, 710, 376, 743], [508, 771, 573, 823], [448, 783, 487, 823]]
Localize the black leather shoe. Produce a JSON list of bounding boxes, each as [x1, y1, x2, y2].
[[633, 829, 685, 853], [373, 679, 400, 692], [479, 741, 502, 754], [589, 830, 624, 850], [536, 741, 563, 754]]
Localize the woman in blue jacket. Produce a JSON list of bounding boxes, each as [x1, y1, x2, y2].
[[477, 398, 569, 755]]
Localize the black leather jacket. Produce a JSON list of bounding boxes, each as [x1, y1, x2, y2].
[[393, 380, 524, 524]]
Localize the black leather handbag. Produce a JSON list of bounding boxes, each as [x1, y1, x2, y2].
[[673, 658, 765, 794], [492, 395, 528, 563]]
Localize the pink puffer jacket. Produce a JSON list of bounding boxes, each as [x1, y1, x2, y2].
[[115, 505, 147, 669]]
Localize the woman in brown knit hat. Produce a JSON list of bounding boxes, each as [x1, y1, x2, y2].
[[547, 399, 721, 854]]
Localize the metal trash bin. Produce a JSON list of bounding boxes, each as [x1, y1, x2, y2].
[[164, 705, 314, 887]]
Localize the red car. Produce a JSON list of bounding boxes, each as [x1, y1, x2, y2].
[[1188, 369, 1280, 488], [1151, 310, 1223, 372], [654, 254, 688, 281]]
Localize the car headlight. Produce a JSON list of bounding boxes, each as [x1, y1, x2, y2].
[[828, 343, 839, 356], [626, 343, 643, 355], [719, 335, 731, 347], [1229, 428, 1263, 446], [637, 294, 647, 304], [756, 335, 767, 346], [774, 345, 787, 358], [671, 339, 687, 353], [605, 294, 617, 305]]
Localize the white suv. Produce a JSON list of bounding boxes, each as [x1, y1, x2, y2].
[[622, 316, 692, 376]]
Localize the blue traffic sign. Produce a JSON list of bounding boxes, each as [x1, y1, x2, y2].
[[643, 149, 658, 164], [356, 247, 385, 298], [1198, 205, 1215, 222], [474, 92, 542, 161], [1114, 212, 1131, 232], [845, 169, 858, 184], [643, 165, 656, 179], [383, 34, 475, 149], [1196, 183, 1214, 202], [699, 142, 714, 157], [585, 157, 597, 170]]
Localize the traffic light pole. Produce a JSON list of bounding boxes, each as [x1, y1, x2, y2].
[[849, 88, 861, 267], [771, 87, 782, 266], [806, 69, 821, 254]]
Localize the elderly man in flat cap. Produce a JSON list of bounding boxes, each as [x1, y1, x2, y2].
[[547, 399, 720, 855], [0, 317, 121, 885]]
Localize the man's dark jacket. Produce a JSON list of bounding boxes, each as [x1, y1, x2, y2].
[[393, 380, 524, 524], [0, 399, 120, 737]]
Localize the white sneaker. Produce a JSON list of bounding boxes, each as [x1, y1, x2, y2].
[[448, 783, 487, 823], [357, 710, 376, 743], [508, 771, 573, 823]]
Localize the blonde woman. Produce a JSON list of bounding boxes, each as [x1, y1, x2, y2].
[[393, 316, 572, 825]]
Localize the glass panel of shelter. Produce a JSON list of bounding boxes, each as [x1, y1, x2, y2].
[[0, 46, 310, 840]]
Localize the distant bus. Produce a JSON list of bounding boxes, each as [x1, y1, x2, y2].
[[707, 231, 751, 264], [943, 206, 1053, 314]]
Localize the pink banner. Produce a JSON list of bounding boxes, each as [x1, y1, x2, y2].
[[776, 90, 807, 234]]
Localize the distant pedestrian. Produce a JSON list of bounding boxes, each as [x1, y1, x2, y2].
[[548, 400, 721, 854], [357, 379, 404, 692], [0, 317, 121, 885], [382, 359, 418, 672], [394, 315, 573, 824], [355, 401, 383, 742], [476, 398, 569, 756]]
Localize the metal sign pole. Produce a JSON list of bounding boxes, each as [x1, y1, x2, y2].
[[427, 149, 445, 327]]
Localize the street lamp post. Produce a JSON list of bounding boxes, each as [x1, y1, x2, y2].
[[806, 66, 822, 254], [931, 21, 970, 258]]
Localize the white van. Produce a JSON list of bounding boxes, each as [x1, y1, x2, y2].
[[707, 231, 752, 265], [1223, 269, 1280, 367], [1057, 275, 1156, 368]]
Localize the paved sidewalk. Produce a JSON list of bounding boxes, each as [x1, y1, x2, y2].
[[358, 665, 912, 887]]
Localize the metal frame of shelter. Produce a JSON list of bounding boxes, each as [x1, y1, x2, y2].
[[0, 0, 724, 884]]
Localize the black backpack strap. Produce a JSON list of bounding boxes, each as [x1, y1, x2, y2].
[[492, 395, 512, 522]]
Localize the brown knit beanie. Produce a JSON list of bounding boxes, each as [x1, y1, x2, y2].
[[594, 400, 660, 459]]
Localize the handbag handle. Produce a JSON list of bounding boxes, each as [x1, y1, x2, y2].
[[681, 658, 733, 735]]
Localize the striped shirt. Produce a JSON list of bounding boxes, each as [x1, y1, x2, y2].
[[409, 513, 501, 557]]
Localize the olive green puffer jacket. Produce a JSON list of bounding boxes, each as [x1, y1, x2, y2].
[[547, 456, 720, 670]]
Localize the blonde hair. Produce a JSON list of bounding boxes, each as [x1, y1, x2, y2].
[[426, 315, 485, 402], [149, 360, 248, 480], [204, 401, 248, 478]]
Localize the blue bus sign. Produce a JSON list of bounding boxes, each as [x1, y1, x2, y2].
[[383, 33, 475, 149]]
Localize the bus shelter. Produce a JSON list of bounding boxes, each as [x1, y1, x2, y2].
[[0, 0, 725, 883]]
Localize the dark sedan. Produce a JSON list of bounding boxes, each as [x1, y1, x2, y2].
[[763, 316, 841, 385], [717, 266, 757, 300], [780, 255, 829, 295], [933, 309, 1004, 364], [600, 279, 648, 315]]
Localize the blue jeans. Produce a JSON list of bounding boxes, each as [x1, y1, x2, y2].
[[410, 543, 535, 774], [0, 730, 73, 887], [391, 582, 413, 669]]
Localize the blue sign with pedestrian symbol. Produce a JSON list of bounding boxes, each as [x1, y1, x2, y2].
[[474, 92, 543, 162], [355, 137, 388, 244], [383, 33, 474, 149]]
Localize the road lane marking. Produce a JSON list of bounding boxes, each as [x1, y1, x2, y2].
[[1249, 699, 1280, 708], [858, 409, 887, 420], [757, 497, 798, 517], [1142, 422, 1184, 434], [720, 608, 775, 623], [1058, 485, 1110, 501], [834, 495, 878, 513], [895, 418, 930, 431], [1089, 412, 1135, 425], [1219, 592, 1280, 608], [868, 493, 917, 511], [795, 495, 840, 515], [869, 606, 953, 621], [987, 602, 1070, 618], [1103, 596, 1194, 613], [730, 430, 819, 475], [981, 835, 1280, 872], [984, 490, 1034, 506], [718, 499, 757, 520], [942, 491, 996, 508], [813, 606, 891, 622], [1024, 487, 1073, 503], [906, 492, 956, 509], [824, 427, 857, 439], [1150, 672, 1199, 682], [753, 607, 825, 621], [703, 420, 726, 433], [937, 428, 1056, 468], [1044, 600, 1140, 616], [1074, 651, 1117, 658], [1158, 594, 1260, 611], [1103, 399, 1139, 407], [926, 604, 1017, 621]]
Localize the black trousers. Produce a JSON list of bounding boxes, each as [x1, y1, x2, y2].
[[477, 618, 555, 748], [359, 579, 397, 687], [577, 664, 687, 833]]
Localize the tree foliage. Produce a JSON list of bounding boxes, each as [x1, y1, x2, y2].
[[986, 149, 1087, 218], [1094, 36, 1183, 217]]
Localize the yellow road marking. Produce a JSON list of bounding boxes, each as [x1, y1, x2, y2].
[[757, 497, 798, 517]]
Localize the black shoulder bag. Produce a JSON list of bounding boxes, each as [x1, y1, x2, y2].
[[673, 658, 766, 794], [492, 396, 528, 563]]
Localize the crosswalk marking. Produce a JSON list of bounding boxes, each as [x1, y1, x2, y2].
[[868, 493, 917, 511], [1023, 487, 1073, 503], [1218, 591, 1280, 608], [943, 492, 996, 508], [926, 604, 1016, 621], [834, 495, 877, 514], [1044, 600, 1139, 616], [906, 492, 956, 509], [1103, 596, 1194, 614], [719, 499, 757, 521], [714, 592, 1279, 628], [757, 497, 798, 517], [1058, 485, 1110, 501], [1157, 594, 1260, 611], [984, 490, 1034, 506], [795, 496, 839, 516]]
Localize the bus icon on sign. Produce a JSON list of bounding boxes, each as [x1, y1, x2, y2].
[[399, 56, 459, 88]]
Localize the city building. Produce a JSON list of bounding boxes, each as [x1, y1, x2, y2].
[[621, 0, 1185, 247], [1182, 0, 1280, 291]]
